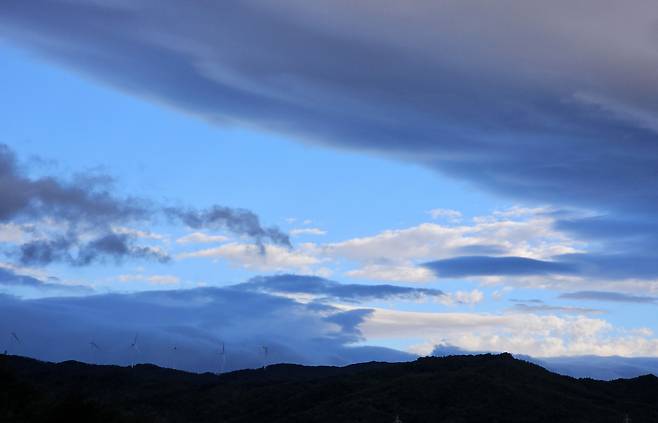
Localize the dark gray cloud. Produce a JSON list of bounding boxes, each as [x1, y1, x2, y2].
[[559, 291, 658, 304], [0, 143, 289, 266], [166, 206, 291, 250], [0, 267, 92, 296], [423, 253, 658, 280], [2, 0, 658, 217], [555, 216, 658, 241], [554, 253, 658, 280], [423, 256, 575, 278], [18, 233, 170, 266], [0, 144, 147, 224], [0, 284, 412, 372], [232, 274, 445, 303]]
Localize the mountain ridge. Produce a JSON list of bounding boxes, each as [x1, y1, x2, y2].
[[2, 353, 657, 422]]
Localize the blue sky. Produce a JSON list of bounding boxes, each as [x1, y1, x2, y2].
[[1, 1, 658, 376]]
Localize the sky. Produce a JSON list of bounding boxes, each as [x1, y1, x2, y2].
[[1, 0, 658, 378]]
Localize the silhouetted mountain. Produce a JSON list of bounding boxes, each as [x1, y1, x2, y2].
[[1, 353, 657, 422]]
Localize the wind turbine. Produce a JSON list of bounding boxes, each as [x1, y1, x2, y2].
[[129, 334, 140, 368], [89, 341, 101, 364], [261, 345, 269, 369], [170, 345, 178, 370], [218, 342, 226, 375], [8, 332, 21, 355]]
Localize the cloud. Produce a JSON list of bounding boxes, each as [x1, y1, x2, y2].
[[166, 206, 291, 250], [173, 207, 658, 287], [178, 243, 319, 272], [1, 270, 657, 376], [345, 264, 436, 283], [3, 0, 658, 219], [445, 289, 485, 306], [0, 144, 289, 267], [0, 284, 412, 371], [0, 223, 29, 243], [324, 212, 577, 262], [290, 228, 327, 236], [175, 232, 228, 245], [0, 144, 147, 224], [232, 274, 445, 303], [424, 256, 575, 278], [362, 308, 658, 358], [18, 232, 170, 266], [116, 273, 181, 285], [427, 208, 462, 221], [5, 1, 658, 286], [0, 266, 92, 297], [559, 291, 658, 304], [422, 252, 658, 282], [0, 144, 165, 266], [112, 226, 167, 241], [508, 299, 605, 315]]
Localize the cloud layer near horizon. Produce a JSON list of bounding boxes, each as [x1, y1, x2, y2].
[[3, 270, 658, 377], [0, 278, 413, 372]]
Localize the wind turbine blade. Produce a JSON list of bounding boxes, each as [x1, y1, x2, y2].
[[11, 332, 20, 343]]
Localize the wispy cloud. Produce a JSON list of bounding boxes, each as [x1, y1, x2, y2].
[[231, 274, 445, 303], [175, 232, 228, 245], [559, 291, 658, 304], [290, 228, 327, 237], [0, 144, 290, 267]]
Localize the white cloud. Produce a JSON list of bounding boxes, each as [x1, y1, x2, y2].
[[176, 231, 228, 244], [179, 242, 322, 272], [316, 208, 582, 283], [441, 289, 485, 306], [117, 273, 180, 285], [427, 208, 462, 221], [345, 264, 435, 283], [360, 308, 658, 357], [290, 227, 327, 236], [176, 207, 586, 285], [112, 226, 167, 241], [492, 286, 513, 301], [0, 223, 28, 243], [324, 213, 578, 264]]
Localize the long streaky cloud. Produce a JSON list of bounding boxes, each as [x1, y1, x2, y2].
[[559, 291, 658, 304], [423, 256, 575, 278], [232, 274, 445, 302], [2, 0, 658, 216]]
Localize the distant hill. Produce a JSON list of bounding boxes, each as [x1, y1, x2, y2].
[[1, 353, 657, 422]]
